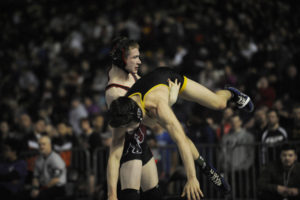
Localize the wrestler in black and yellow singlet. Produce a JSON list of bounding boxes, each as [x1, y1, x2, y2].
[[125, 67, 187, 101], [120, 67, 186, 166]]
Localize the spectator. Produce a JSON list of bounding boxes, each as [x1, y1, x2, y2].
[[152, 124, 178, 180], [215, 107, 234, 141], [0, 139, 27, 200], [261, 109, 288, 165], [219, 114, 255, 172], [255, 76, 276, 108], [69, 98, 88, 136], [186, 115, 217, 165], [53, 122, 78, 168], [288, 104, 300, 142], [30, 136, 66, 200], [23, 118, 47, 152], [0, 121, 11, 145], [101, 131, 113, 148], [79, 117, 102, 196], [79, 117, 102, 156], [92, 114, 105, 134], [218, 114, 255, 198], [15, 113, 34, 140], [23, 118, 48, 181], [280, 65, 300, 102], [83, 96, 101, 117], [246, 106, 268, 142], [258, 144, 300, 200]]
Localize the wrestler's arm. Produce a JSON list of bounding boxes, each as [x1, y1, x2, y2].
[[153, 100, 203, 200], [107, 128, 125, 200], [106, 89, 127, 200]]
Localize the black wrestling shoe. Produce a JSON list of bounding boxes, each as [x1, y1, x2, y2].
[[226, 86, 254, 112], [197, 156, 231, 195]]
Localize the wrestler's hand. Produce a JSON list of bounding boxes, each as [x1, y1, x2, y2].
[[31, 189, 39, 198], [277, 185, 288, 196], [287, 187, 299, 196], [181, 177, 204, 200], [168, 78, 181, 106]]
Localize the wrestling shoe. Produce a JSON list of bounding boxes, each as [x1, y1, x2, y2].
[[197, 156, 231, 195], [226, 86, 254, 112]]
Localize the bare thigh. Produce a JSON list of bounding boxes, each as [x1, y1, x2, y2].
[[120, 160, 143, 190], [180, 78, 228, 110], [140, 157, 159, 191]]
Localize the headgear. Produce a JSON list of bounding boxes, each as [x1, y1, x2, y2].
[[109, 97, 143, 127], [110, 37, 139, 74]]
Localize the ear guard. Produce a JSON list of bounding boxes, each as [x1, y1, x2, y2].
[[110, 37, 134, 73]]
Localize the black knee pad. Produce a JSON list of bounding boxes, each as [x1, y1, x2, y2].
[[119, 189, 140, 200], [141, 185, 162, 200]]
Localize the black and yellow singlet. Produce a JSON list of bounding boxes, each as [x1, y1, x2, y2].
[[125, 67, 187, 103]]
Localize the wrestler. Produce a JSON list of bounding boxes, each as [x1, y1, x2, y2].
[[108, 67, 254, 200], [105, 37, 181, 200]]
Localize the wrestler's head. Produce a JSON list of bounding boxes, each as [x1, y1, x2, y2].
[[110, 37, 141, 74], [108, 97, 143, 129]]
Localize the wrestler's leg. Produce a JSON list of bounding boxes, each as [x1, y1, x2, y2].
[[179, 78, 231, 110], [119, 160, 142, 200], [140, 157, 162, 200], [140, 157, 159, 191]]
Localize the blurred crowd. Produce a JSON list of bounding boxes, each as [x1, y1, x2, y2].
[[1, 0, 300, 199]]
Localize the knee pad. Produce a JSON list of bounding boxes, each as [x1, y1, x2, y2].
[[119, 189, 140, 200], [141, 185, 162, 200]]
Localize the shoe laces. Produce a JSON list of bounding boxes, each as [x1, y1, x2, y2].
[[237, 95, 247, 105]]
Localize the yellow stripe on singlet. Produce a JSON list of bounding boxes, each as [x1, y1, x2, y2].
[[128, 77, 187, 110], [128, 92, 145, 111], [179, 76, 187, 94], [128, 84, 169, 110]]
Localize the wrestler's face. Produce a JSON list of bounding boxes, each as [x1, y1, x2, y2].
[[125, 47, 141, 74], [280, 150, 297, 168]]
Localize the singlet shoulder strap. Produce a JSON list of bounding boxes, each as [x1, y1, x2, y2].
[[105, 83, 130, 91]]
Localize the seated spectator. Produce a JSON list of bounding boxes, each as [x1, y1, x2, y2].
[[152, 124, 178, 180], [0, 121, 11, 145], [215, 107, 234, 141], [92, 114, 105, 135], [24, 118, 48, 151], [69, 97, 88, 136], [255, 76, 276, 108], [257, 144, 300, 200], [79, 117, 102, 196], [83, 96, 101, 116], [30, 136, 66, 200], [79, 117, 102, 156], [53, 122, 79, 168], [15, 113, 34, 141], [0, 139, 27, 200], [23, 118, 48, 185], [288, 104, 300, 141]]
